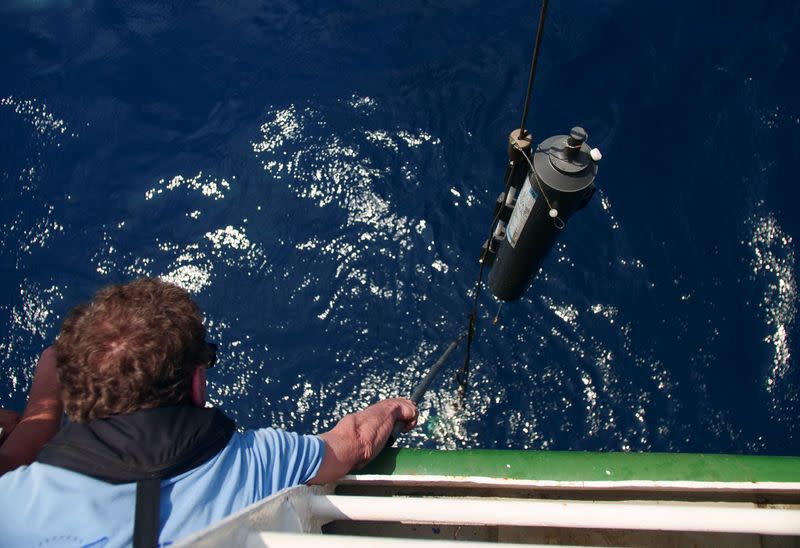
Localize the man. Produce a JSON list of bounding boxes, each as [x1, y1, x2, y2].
[[0, 278, 417, 547]]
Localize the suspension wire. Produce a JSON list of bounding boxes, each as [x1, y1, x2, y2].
[[455, 0, 551, 407], [518, 0, 550, 139]]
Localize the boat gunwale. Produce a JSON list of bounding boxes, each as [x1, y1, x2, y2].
[[354, 449, 800, 485]]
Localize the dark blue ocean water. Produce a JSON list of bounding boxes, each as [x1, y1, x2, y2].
[[1, 0, 798, 455]]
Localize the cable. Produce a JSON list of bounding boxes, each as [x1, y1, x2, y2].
[[518, 0, 550, 139], [455, 162, 516, 401]]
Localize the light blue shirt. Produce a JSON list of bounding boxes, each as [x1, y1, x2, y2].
[[0, 428, 324, 547]]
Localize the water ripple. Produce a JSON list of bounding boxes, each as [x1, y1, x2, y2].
[[746, 210, 797, 408]]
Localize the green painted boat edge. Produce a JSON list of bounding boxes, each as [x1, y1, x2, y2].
[[356, 449, 800, 483]]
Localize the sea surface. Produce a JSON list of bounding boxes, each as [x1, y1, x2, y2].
[[1, 0, 798, 455]]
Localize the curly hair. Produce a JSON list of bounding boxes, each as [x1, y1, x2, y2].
[[54, 278, 212, 422]]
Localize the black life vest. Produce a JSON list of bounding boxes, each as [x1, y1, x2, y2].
[[38, 405, 236, 548]]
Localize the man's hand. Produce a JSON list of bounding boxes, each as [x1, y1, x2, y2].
[[0, 410, 21, 446], [309, 398, 417, 485]]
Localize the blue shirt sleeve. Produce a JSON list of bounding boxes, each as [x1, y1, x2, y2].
[[242, 428, 325, 499]]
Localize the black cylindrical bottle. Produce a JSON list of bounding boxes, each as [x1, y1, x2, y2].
[[488, 127, 600, 301]]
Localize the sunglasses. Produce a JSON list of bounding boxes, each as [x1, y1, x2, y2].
[[204, 342, 217, 369]]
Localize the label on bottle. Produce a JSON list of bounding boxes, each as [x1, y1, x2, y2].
[[506, 174, 538, 248]]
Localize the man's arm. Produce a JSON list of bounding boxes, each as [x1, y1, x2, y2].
[[309, 398, 417, 485], [0, 347, 63, 476]]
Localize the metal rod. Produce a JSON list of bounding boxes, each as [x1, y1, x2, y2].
[[518, 0, 549, 138], [492, 302, 504, 325], [409, 336, 464, 404], [387, 335, 465, 445]]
